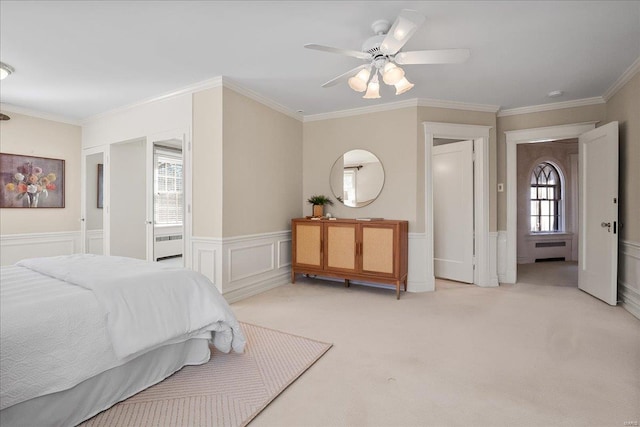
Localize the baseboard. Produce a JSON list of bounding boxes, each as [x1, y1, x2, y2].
[[0, 231, 81, 266], [619, 239, 640, 320], [224, 271, 290, 304]]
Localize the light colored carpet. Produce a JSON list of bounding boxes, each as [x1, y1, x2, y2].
[[231, 264, 640, 427], [81, 323, 331, 427]]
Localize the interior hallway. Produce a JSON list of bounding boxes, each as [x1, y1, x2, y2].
[[230, 271, 639, 427]]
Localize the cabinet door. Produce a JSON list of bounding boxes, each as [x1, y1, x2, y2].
[[293, 221, 323, 268], [324, 222, 357, 273], [360, 224, 396, 277]]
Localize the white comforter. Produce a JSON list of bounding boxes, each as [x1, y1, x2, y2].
[[1, 254, 246, 410]]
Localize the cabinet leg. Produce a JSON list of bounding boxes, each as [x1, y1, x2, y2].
[[291, 270, 296, 284], [344, 279, 350, 288], [396, 283, 401, 300], [404, 278, 407, 292]]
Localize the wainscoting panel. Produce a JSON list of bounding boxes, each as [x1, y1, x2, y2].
[[497, 231, 509, 283], [86, 229, 104, 255], [228, 243, 274, 282], [190, 231, 291, 303], [619, 239, 640, 320], [408, 233, 432, 292], [0, 231, 81, 266]]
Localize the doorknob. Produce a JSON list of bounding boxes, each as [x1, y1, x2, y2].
[[146, 221, 153, 225], [601, 222, 611, 232]]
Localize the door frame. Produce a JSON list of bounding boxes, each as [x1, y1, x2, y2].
[[147, 128, 192, 267], [80, 145, 108, 255], [503, 121, 597, 283], [424, 122, 496, 288]]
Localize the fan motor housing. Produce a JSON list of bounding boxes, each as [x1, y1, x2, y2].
[[362, 34, 387, 58]]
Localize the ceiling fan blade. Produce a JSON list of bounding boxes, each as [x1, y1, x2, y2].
[[380, 9, 426, 55], [395, 49, 471, 65], [305, 44, 372, 60], [321, 64, 368, 88]]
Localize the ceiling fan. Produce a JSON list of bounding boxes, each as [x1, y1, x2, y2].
[[305, 9, 470, 99]]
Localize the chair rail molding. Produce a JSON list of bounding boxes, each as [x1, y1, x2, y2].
[[190, 230, 292, 303]]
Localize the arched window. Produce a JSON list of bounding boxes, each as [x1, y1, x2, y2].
[[530, 162, 562, 232]]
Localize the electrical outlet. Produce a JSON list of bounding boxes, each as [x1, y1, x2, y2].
[[498, 183, 504, 192]]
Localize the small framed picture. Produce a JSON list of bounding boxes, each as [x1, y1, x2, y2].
[[0, 153, 65, 208]]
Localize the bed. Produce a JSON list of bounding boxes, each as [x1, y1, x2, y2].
[[0, 254, 246, 427]]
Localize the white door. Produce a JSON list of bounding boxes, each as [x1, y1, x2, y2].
[[578, 122, 619, 305], [433, 140, 474, 283]]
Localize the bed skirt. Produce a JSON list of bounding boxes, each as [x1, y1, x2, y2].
[[0, 338, 210, 427]]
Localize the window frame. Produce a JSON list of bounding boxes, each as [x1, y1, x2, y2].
[[529, 161, 564, 233]]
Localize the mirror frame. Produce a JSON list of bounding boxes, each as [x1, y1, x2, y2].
[[330, 149, 385, 208]]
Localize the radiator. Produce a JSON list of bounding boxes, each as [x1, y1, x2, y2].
[[154, 234, 183, 260]]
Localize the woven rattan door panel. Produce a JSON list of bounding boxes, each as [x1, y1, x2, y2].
[[361, 225, 395, 276], [294, 223, 322, 267], [325, 223, 357, 272]]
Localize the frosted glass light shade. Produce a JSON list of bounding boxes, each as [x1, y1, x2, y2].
[[382, 62, 404, 85], [363, 78, 381, 99], [394, 77, 414, 95], [348, 68, 371, 92]]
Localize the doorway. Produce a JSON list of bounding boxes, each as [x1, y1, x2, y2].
[[424, 122, 495, 289], [515, 139, 579, 286], [153, 140, 184, 266]]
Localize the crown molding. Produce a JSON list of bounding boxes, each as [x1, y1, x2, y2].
[[603, 56, 640, 101], [220, 77, 303, 121], [416, 98, 499, 113], [0, 103, 82, 126], [303, 99, 418, 122], [304, 97, 499, 122], [497, 97, 605, 118], [83, 75, 302, 124]]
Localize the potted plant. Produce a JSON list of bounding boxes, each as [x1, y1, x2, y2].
[[307, 195, 333, 217]]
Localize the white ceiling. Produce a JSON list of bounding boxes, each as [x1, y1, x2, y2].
[[1, 1, 638, 121]]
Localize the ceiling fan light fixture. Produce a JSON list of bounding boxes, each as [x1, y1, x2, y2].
[[394, 76, 414, 95], [348, 68, 371, 92], [0, 62, 15, 80], [363, 74, 381, 99], [382, 62, 405, 85]]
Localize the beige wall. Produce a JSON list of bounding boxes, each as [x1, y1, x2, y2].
[[192, 87, 303, 238], [222, 88, 303, 237], [417, 107, 497, 232], [0, 113, 81, 234], [303, 108, 419, 230], [192, 87, 224, 238], [605, 72, 640, 243], [496, 104, 607, 230]]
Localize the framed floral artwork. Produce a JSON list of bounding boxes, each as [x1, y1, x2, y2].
[[0, 153, 65, 208]]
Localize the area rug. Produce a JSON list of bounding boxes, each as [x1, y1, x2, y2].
[[81, 323, 332, 427]]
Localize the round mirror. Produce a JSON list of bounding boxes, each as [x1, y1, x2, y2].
[[330, 149, 384, 208]]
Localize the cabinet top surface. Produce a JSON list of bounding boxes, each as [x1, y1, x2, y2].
[[292, 218, 407, 224]]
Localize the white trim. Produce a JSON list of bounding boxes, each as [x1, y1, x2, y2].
[[423, 122, 496, 288], [504, 122, 597, 283], [407, 232, 432, 292], [304, 98, 499, 122], [619, 239, 640, 320], [83, 76, 302, 124], [0, 103, 82, 126], [497, 97, 605, 117], [221, 77, 303, 121], [497, 231, 508, 283], [603, 56, 640, 101], [0, 231, 81, 266]]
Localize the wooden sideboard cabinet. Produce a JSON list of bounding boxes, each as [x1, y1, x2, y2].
[[291, 218, 409, 299]]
